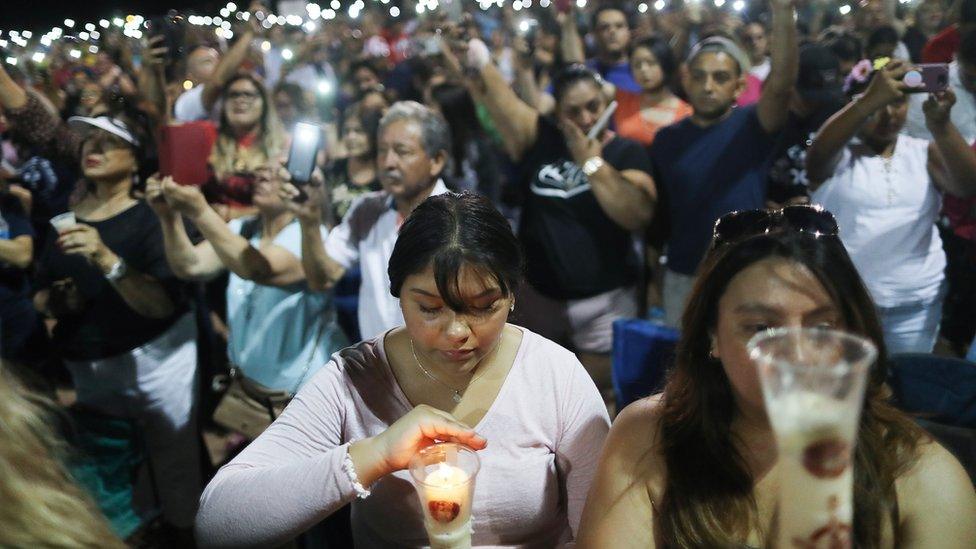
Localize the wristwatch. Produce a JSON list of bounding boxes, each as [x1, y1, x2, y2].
[[582, 156, 605, 177], [105, 257, 128, 282]]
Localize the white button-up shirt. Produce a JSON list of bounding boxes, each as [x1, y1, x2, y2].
[[325, 179, 449, 340]]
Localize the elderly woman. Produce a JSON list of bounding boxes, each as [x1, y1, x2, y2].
[[0, 63, 200, 533], [196, 192, 610, 547]]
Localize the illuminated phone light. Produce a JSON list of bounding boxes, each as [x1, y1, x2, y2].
[[638, 2, 648, 12], [64, 19, 75, 28], [5, 57, 17, 66], [282, 48, 294, 60], [220, 8, 231, 17], [32, 52, 45, 63], [732, 0, 745, 9], [70, 49, 81, 59], [331, 0, 341, 9], [839, 4, 851, 14], [91, 31, 100, 39], [214, 16, 224, 25], [261, 40, 271, 52], [304, 21, 318, 32], [540, 0, 551, 7], [79, 31, 90, 40], [654, 0, 666, 9], [113, 18, 125, 27], [514, 0, 524, 10], [576, 0, 586, 7], [714, 0, 725, 6], [88, 45, 98, 54], [317, 80, 333, 95], [100, 19, 110, 29], [417, 3, 426, 13], [390, 6, 400, 16], [183, 80, 194, 91], [22, 31, 32, 39], [40, 36, 52, 46], [227, 2, 238, 10]]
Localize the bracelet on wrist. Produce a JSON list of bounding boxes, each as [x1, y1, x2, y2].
[[343, 446, 372, 500]]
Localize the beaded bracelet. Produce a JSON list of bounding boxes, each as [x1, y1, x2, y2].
[[343, 448, 372, 499]]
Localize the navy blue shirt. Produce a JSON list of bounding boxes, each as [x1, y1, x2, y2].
[[649, 106, 778, 275], [586, 59, 641, 94]]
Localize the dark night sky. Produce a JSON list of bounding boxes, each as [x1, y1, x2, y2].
[[2, 1, 226, 32]]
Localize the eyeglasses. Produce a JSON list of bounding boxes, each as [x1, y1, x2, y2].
[[226, 90, 262, 102], [711, 205, 839, 249]]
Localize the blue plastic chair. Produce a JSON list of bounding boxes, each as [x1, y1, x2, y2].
[[611, 319, 680, 411], [887, 353, 976, 483]]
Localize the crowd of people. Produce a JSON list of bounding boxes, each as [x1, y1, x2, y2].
[[1, 0, 975, 546]]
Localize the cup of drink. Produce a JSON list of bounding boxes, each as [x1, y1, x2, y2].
[[748, 327, 876, 549], [50, 212, 77, 233], [409, 443, 480, 549]]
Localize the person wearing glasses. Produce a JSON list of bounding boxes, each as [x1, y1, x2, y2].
[[196, 192, 610, 547], [205, 74, 285, 219], [806, 58, 976, 353], [577, 206, 976, 548]]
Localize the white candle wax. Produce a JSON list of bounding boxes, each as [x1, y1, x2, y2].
[[420, 462, 474, 547]]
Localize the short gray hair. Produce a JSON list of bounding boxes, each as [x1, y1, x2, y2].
[[378, 101, 451, 160]]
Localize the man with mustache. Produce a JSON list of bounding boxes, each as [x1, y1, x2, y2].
[[288, 101, 450, 340]]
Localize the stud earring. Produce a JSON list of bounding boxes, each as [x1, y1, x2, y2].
[[510, 302, 515, 312]]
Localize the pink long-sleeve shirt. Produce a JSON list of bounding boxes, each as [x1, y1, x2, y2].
[[196, 327, 611, 548]]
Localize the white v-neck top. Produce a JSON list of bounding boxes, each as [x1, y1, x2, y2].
[[196, 327, 610, 548]]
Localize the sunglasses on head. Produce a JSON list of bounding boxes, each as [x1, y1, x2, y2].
[[711, 205, 839, 249]]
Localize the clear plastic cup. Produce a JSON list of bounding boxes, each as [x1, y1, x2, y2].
[[50, 212, 77, 233], [409, 443, 481, 549], [748, 327, 877, 549]]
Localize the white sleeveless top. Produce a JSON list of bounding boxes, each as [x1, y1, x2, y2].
[[812, 135, 945, 308]]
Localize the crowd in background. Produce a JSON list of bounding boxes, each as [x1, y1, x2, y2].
[[1, 0, 975, 545]]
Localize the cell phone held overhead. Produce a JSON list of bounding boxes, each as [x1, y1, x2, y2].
[[287, 123, 324, 201], [903, 64, 949, 94]]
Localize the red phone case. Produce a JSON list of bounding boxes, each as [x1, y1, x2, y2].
[[158, 122, 218, 186]]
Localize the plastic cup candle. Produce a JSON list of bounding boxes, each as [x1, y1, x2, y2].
[[748, 327, 875, 549], [409, 443, 480, 549], [50, 212, 77, 233]]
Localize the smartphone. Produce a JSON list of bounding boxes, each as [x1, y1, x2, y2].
[[287, 122, 324, 202], [903, 64, 949, 94], [144, 11, 187, 63], [587, 100, 618, 140]]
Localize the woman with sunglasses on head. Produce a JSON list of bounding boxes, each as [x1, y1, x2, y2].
[[196, 192, 610, 547], [806, 58, 976, 353], [0, 63, 202, 535], [578, 206, 976, 548]]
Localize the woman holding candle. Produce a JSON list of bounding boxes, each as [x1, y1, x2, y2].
[[577, 208, 976, 547], [196, 192, 611, 548]]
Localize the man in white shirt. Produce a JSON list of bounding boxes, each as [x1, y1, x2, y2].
[[741, 21, 772, 82], [293, 102, 451, 340]]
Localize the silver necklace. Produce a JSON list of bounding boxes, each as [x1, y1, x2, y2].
[[410, 339, 491, 403]]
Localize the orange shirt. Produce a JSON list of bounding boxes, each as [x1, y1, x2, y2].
[[614, 90, 693, 147]]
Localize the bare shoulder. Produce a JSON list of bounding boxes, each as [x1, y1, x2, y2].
[[896, 438, 976, 547], [607, 394, 667, 482]]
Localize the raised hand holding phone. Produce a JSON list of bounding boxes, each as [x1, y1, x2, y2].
[[287, 122, 325, 203]]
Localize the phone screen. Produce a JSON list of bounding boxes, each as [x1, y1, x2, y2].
[[287, 123, 323, 185]]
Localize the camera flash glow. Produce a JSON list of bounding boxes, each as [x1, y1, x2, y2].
[[183, 80, 193, 91], [282, 48, 294, 60], [839, 4, 851, 14]]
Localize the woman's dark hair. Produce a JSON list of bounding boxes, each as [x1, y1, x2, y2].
[[867, 25, 900, 53], [552, 64, 604, 104], [273, 81, 312, 119], [959, 27, 976, 68], [628, 35, 679, 81], [81, 93, 155, 197], [656, 229, 924, 547], [429, 83, 483, 179], [342, 104, 382, 158], [389, 192, 523, 310], [825, 33, 863, 64]]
